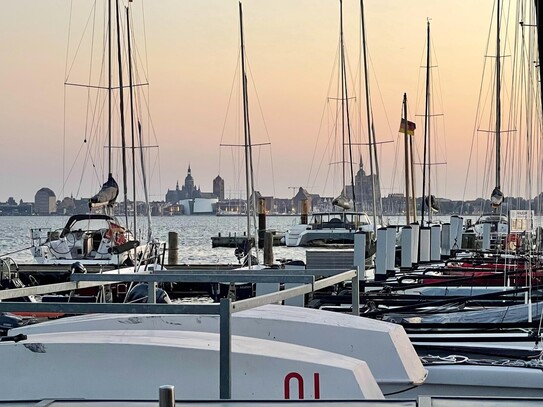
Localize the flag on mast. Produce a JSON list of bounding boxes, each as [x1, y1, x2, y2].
[[399, 119, 416, 135]]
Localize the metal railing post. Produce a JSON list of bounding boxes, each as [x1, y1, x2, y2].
[[352, 266, 360, 316], [219, 298, 232, 399], [159, 385, 175, 407]]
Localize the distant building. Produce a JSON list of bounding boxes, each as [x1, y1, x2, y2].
[[345, 159, 381, 213], [165, 165, 222, 214], [213, 175, 225, 201], [35, 187, 57, 215], [0, 198, 32, 215], [165, 165, 202, 204]]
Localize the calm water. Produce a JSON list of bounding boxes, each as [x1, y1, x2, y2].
[[0, 214, 496, 265], [0, 215, 307, 265]]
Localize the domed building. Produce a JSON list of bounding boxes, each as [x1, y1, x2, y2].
[[34, 187, 57, 215]]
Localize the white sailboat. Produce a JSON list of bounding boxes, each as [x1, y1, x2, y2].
[[284, 0, 377, 248], [30, 0, 158, 267]]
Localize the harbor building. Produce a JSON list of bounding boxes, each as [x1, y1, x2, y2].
[[213, 175, 225, 201], [34, 187, 57, 215]]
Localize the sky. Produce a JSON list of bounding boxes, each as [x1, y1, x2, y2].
[[0, 1, 522, 204]]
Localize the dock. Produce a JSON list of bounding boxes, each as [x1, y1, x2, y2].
[[211, 231, 284, 248]]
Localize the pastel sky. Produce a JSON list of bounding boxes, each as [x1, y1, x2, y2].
[[1, 1, 517, 203]]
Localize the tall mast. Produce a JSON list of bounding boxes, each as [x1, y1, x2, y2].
[[536, 1, 543, 116], [108, 0, 112, 177], [403, 93, 411, 224], [496, 0, 501, 193], [115, 0, 128, 227], [421, 21, 431, 224], [339, 0, 356, 210], [239, 1, 254, 267], [126, 5, 137, 238], [492, 0, 504, 209], [360, 0, 379, 230]]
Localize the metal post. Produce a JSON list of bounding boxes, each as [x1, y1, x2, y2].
[[375, 227, 387, 281], [410, 222, 420, 265], [353, 232, 366, 280], [219, 298, 232, 399], [159, 385, 175, 407], [441, 223, 451, 257], [147, 282, 156, 304], [352, 266, 360, 316]]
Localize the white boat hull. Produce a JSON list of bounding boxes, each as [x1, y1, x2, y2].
[[12, 305, 427, 395], [0, 330, 382, 401]]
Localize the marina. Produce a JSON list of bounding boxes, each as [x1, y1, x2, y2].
[[3, 0, 543, 404]]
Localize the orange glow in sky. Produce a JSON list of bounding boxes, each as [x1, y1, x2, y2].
[[1, 1, 526, 204]]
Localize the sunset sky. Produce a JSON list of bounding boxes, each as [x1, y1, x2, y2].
[[1, 1, 527, 204]]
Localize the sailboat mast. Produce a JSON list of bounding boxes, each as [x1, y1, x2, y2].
[[239, 1, 253, 267], [126, 5, 137, 238], [115, 0, 129, 227], [536, 1, 543, 119], [108, 0, 112, 177], [403, 93, 411, 224], [421, 21, 431, 224], [339, 0, 347, 202], [360, 0, 378, 230], [339, 0, 356, 211], [496, 0, 502, 199]]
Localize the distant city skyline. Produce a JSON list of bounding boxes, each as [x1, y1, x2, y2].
[[0, 1, 534, 203]]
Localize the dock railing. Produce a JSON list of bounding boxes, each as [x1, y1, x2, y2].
[[0, 266, 360, 400]]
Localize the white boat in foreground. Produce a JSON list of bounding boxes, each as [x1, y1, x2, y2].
[[0, 329, 382, 401], [12, 304, 427, 396]]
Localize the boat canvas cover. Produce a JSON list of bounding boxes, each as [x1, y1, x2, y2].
[[385, 301, 543, 324]]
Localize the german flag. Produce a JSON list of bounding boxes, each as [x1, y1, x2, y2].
[[399, 119, 416, 135]]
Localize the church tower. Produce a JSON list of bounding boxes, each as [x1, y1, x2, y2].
[[184, 164, 195, 198]]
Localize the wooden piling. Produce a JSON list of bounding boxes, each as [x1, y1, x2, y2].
[[168, 232, 178, 265], [301, 198, 308, 224], [264, 231, 274, 266], [258, 198, 266, 249]]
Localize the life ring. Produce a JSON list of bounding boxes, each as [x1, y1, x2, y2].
[[506, 233, 521, 251]]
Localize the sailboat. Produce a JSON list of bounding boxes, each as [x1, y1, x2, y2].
[[284, 0, 377, 248], [30, 0, 158, 267]]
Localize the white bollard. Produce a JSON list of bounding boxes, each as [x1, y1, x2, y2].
[[450, 216, 461, 250], [430, 225, 441, 261], [419, 227, 431, 263], [401, 226, 413, 269]]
